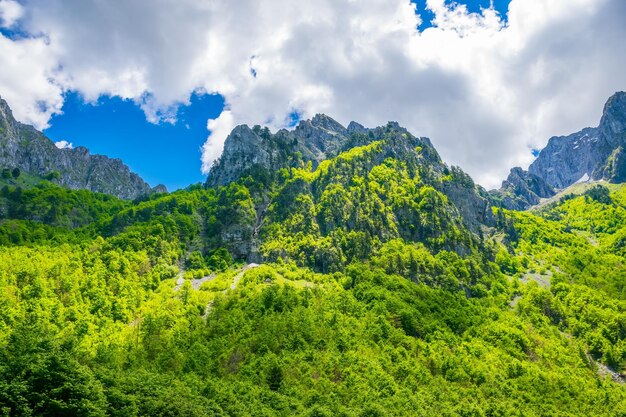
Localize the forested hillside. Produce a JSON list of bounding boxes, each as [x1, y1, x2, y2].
[[2, 122, 626, 416]]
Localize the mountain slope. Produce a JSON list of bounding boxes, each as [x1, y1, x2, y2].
[[2, 98, 626, 415], [2, 171, 626, 415], [206, 115, 494, 268], [0, 97, 165, 199]]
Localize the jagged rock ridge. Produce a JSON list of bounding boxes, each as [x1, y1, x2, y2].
[[207, 114, 495, 259], [529, 91, 626, 187], [206, 114, 358, 187], [208, 115, 439, 188], [490, 167, 556, 211], [493, 91, 626, 209], [0, 96, 165, 199]]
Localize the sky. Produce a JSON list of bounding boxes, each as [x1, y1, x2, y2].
[[0, 0, 625, 190], [44, 92, 224, 190]]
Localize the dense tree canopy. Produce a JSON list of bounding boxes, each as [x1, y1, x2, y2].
[[1, 141, 626, 415]]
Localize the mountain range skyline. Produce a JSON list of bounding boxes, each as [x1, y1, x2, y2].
[[1, 0, 625, 190], [4, 1, 626, 415], [2, 90, 626, 202]]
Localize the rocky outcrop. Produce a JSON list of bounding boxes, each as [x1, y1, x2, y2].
[[444, 179, 495, 230], [207, 114, 495, 232], [0, 96, 165, 199], [526, 126, 611, 189], [208, 115, 433, 188], [490, 167, 556, 210], [528, 91, 626, 188], [494, 91, 626, 209], [206, 114, 352, 187], [599, 91, 626, 141]]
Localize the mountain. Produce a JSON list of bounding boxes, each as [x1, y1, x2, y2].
[[490, 167, 556, 210], [3, 101, 626, 415], [493, 91, 626, 209], [206, 114, 495, 264], [206, 114, 354, 187], [530, 91, 626, 187], [0, 96, 165, 199]]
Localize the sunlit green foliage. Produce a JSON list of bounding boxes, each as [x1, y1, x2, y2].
[[497, 184, 626, 373], [260, 138, 477, 273], [2, 143, 626, 415]]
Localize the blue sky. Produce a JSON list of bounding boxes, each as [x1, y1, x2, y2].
[[42, 0, 512, 191], [414, 0, 510, 29], [44, 92, 224, 190]]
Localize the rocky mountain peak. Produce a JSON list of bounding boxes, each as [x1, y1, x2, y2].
[[206, 115, 494, 234], [347, 121, 367, 134], [209, 115, 448, 189], [494, 91, 626, 209], [490, 166, 556, 210], [227, 125, 262, 150], [207, 117, 350, 187], [309, 114, 347, 134], [0, 96, 10, 119], [0, 96, 19, 138], [599, 91, 626, 138], [526, 92, 626, 189], [0, 96, 163, 199]]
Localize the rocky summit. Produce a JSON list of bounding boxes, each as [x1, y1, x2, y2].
[[528, 93, 626, 187], [207, 114, 494, 235], [493, 91, 626, 209], [0, 97, 165, 199], [206, 114, 355, 187]]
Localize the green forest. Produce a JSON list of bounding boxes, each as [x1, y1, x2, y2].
[[2, 133, 626, 416]]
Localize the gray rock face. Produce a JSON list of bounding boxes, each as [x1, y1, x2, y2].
[[507, 167, 554, 200], [0, 96, 165, 199], [600, 91, 626, 140], [494, 91, 626, 209], [206, 114, 353, 187], [528, 91, 626, 188], [293, 114, 350, 158], [206, 125, 273, 186], [443, 179, 495, 230], [207, 114, 495, 231], [527, 127, 610, 188], [491, 167, 556, 210]]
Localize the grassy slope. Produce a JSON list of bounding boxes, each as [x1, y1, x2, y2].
[[532, 180, 623, 210]]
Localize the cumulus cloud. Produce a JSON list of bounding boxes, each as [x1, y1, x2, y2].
[[1, 0, 625, 188], [54, 140, 72, 149], [0, 33, 64, 129], [202, 110, 235, 173], [0, 0, 23, 27]]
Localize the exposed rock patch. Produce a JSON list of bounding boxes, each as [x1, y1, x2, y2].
[[0, 96, 165, 199]]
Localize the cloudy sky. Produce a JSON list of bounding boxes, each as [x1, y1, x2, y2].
[[0, 0, 625, 190]]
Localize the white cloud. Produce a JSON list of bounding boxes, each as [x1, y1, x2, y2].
[[0, 0, 24, 28], [54, 140, 73, 149], [202, 110, 234, 173], [1, 0, 625, 188], [0, 34, 64, 129]]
